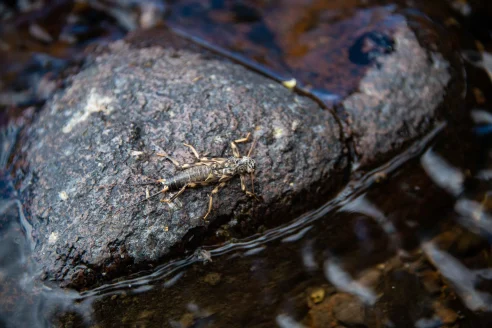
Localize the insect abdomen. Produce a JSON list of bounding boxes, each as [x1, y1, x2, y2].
[[167, 166, 214, 190]]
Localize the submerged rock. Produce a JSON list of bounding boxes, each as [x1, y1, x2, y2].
[[19, 19, 463, 288]]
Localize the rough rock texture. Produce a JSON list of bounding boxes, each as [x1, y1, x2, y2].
[[20, 18, 464, 288], [342, 23, 462, 167], [23, 38, 346, 287]]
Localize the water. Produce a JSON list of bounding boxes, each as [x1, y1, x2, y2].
[[1, 0, 492, 327], [2, 117, 491, 326]]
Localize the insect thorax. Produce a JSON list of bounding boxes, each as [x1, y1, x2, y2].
[[227, 156, 256, 174]]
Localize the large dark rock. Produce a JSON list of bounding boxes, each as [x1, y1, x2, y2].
[[22, 33, 347, 287], [20, 18, 464, 288]]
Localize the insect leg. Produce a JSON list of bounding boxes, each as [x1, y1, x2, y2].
[[203, 182, 227, 220], [233, 132, 251, 144], [230, 132, 252, 158], [156, 153, 182, 168], [245, 190, 261, 201], [240, 174, 247, 191], [161, 184, 188, 203], [183, 144, 221, 163], [240, 174, 261, 201], [230, 141, 241, 158], [156, 153, 207, 170], [183, 143, 201, 160]]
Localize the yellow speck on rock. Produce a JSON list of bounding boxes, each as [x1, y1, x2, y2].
[[309, 288, 326, 304], [273, 127, 284, 139], [203, 272, 222, 286], [282, 78, 297, 89], [59, 191, 69, 200]]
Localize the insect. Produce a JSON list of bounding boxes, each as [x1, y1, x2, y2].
[[121, 133, 259, 220]]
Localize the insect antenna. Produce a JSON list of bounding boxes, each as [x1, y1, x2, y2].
[[247, 137, 257, 157], [126, 181, 160, 186]]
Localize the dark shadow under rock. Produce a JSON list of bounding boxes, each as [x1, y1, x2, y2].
[[22, 35, 347, 288]]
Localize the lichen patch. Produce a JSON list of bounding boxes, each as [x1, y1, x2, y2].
[[62, 89, 114, 133]]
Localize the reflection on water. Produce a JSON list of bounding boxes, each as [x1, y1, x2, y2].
[[1, 1, 492, 327], [423, 242, 492, 312], [4, 114, 492, 326], [0, 198, 88, 327]]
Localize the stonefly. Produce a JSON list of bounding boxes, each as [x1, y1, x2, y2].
[[120, 133, 259, 220]]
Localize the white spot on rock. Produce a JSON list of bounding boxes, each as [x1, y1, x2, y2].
[[282, 78, 297, 89], [130, 150, 144, 157], [62, 89, 114, 133], [59, 191, 69, 200], [48, 232, 59, 244], [273, 127, 284, 139], [291, 120, 300, 131]]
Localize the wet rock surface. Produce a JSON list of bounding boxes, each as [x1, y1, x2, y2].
[[21, 32, 346, 287], [341, 23, 463, 167], [20, 16, 464, 288]]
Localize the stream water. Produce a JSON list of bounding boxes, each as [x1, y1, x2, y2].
[[1, 1, 492, 327]]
